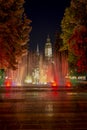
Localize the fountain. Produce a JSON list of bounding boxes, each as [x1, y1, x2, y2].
[[22, 48, 69, 86], [3, 36, 69, 87], [53, 50, 69, 86]]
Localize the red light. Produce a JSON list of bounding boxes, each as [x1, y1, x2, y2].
[[6, 81, 11, 86], [52, 82, 57, 86], [51, 81, 57, 86], [66, 81, 72, 87], [4, 79, 12, 86], [51, 81, 58, 92]]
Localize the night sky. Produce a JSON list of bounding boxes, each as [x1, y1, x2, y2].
[[24, 0, 71, 52]]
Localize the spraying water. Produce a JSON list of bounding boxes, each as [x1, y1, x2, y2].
[[4, 36, 69, 86]]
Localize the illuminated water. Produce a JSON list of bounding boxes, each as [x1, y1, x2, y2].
[[5, 51, 69, 86]]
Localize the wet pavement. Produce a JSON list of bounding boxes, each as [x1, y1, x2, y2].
[[0, 85, 87, 130]]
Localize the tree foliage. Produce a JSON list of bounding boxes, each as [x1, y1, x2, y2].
[[61, 0, 87, 73], [69, 25, 87, 72], [0, 0, 32, 70]]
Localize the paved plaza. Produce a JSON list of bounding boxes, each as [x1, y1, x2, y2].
[[0, 85, 87, 130]]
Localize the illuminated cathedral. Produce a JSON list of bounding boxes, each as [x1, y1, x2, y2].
[[45, 35, 52, 60]]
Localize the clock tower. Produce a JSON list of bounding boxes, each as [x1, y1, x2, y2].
[[45, 35, 52, 60]]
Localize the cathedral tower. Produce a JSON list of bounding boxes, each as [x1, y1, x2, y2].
[[45, 35, 52, 60]]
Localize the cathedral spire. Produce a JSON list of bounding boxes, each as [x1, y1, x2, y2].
[[36, 44, 39, 56], [47, 34, 50, 43]]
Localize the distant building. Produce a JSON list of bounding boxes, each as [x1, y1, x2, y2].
[[45, 35, 52, 60]]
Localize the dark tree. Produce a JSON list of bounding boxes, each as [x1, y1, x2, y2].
[[0, 0, 32, 70], [69, 25, 87, 73], [61, 0, 87, 73]]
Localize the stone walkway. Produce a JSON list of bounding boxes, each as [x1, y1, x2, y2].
[[0, 86, 87, 130]]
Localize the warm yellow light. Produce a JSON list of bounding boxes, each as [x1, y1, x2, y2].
[[24, 75, 32, 83]]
